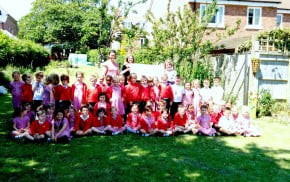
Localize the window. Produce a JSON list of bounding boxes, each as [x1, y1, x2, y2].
[[123, 21, 132, 29], [277, 14, 283, 28], [200, 4, 225, 28], [247, 7, 262, 28]]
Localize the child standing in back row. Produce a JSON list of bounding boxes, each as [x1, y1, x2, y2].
[[9, 71, 24, 114], [72, 72, 87, 111]]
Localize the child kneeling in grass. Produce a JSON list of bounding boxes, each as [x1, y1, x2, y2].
[[216, 107, 238, 135]]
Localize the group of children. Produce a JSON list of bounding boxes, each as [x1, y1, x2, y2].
[[9, 69, 261, 143]]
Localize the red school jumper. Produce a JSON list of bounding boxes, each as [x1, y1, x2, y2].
[[87, 85, 102, 103], [159, 84, 173, 100], [126, 113, 141, 128], [125, 82, 142, 103], [74, 114, 94, 132], [21, 83, 33, 103], [107, 114, 124, 128], [155, 118, 172, 130], [60, 85, 72, 101], [173, 113, 188, 127]]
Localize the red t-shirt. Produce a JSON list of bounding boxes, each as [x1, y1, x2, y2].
[[141, 85, 153, 101], [21, 83, 33, 102], [30, 120, 51, 135], [92, 116, 109, 127], [210, 112, 222, 125], [140, 114, 155, 132]]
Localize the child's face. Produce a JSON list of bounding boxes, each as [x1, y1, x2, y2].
[[98, 77, 104, 83], [98, 111, 105, 118], [159, 104, 165, 111], [145, 110, 152, 116], [76, 74, 83, 82], [203, 81, 209, 88], [25, 77, 31, 84], [69, 108, 75, 115], [90, 79, 96, 86], [13, 73, 20, 81], [178, 108, 186, 115], [131, 106, 138, 113], [62, 80, 69, 85], [36, 76, 42, 82], [47, 107, 55, 114], [153, 78, 159, 85], [38, 113, 46, 122], [131, 76, 137, 83], [224, 110, 231, 117], [127, 56, 134, 63], [162, 111, 169, 119], [113, 79, 119, 86], [81, 108, 89, 116], [119, 77, 125, 84], [141, 78, 148, 85], [185, 83, 191, 89], [213, 79, 220, 86], [165, 62, 173, 70], [24, 104, 32, 111], [193, 81, 199, 88], [99, 95, 106, 102], [161, 76, 168, 84], [200, 107, 208, 115], [175, 78, 181, 85], [106, 78, 112, 85], [111, 108, 117, 115], [242, 111, 249, 117], [56, 112, 64, 120], [188, 107, 194, 112]]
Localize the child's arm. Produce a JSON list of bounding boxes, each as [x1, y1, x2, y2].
[[55, 122, 68, 139], [51, 121, 55, 140], [13, 123, 18, 131], [24, 122, 30, 131]]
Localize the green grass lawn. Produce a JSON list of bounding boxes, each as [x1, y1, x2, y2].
[[0, 94, 289, 181]]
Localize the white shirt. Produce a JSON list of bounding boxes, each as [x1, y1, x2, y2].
[[171, 84, 185, 102], [211, 86, 224, 104]]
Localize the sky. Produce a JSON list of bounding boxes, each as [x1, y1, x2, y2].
[[0, 0, 186, 21], [0, 0, 34, 20]]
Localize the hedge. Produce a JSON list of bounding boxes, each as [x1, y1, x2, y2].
[[0, 31, 50, 68]]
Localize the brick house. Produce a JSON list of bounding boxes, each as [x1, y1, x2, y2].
[[188, 0, 290, 51], [0, 6, 18, 36]]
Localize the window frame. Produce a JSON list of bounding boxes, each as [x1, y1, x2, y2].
[[200, 4, 225, 28], [276, 14, 283, 28], [246, 7, 262, 29]]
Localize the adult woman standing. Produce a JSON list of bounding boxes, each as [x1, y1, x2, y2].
[[120, 54, 135, 85], [101, 50, 119, 77]]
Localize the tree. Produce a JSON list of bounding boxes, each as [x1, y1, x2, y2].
[[144, 0, 240, 80], [18, 0, 112, 51]]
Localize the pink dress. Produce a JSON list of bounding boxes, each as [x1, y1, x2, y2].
[[42, 85, 54, 105], [73, 82, 84, 110], [9, 81, 24, 108], [102, 60, 119, 77], [197, 114, 216, 135], [13, 116, 30, 129], [52, 118, 71, 139], [192, 88, 202, 116], [183, 89, 194, 107], [110, 86, 125, 115]]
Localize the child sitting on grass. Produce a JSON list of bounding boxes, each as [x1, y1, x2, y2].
[[153, 109, 172, 136], [106, 107, 126, 135], [12, 107, 34, 141], [74, 106, 93, 136], [91, 108, 110, 134], [139, 106, 155, 136], [30, 110, 51, 141], [236, 106, 261, 137], [51, 110, 71, 142], [197, 105, 216, 136], [126, 104, 141, 134], [217, 107, 238, 135]]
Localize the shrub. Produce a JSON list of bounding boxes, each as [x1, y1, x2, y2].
[[0, 31, 50, 68], [257, 89, 275, 117]]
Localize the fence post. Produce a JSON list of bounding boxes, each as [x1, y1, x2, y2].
[[243, 53, 249, 105]]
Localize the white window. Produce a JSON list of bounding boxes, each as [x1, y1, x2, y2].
[[123, 21, 132, 29], [200, 4, 225, 28], [277, 14, 283, 28], [247, 7, 262, 29]]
